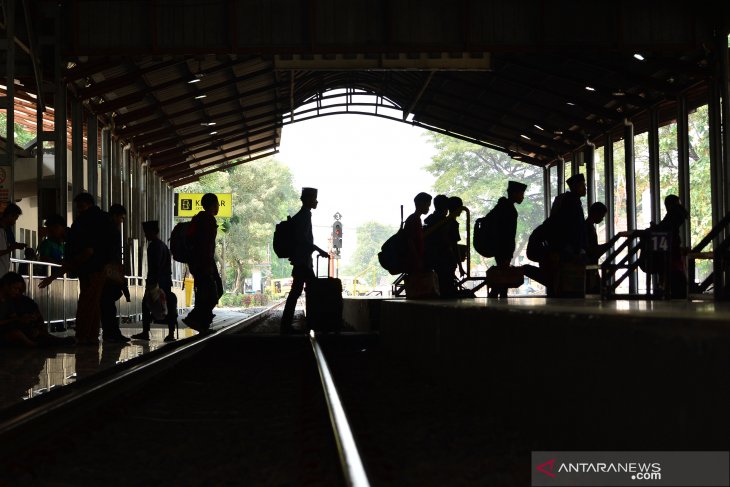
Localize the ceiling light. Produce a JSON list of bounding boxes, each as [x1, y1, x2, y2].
[[612, 91, 625, 97], [566, 101, 575, 106], [195, 94, 207, 99], [554, 130, 563, 135], [209, 131, 218, 135], [188, 78, 201, 84], [633, 53, 645, 61], [200, 122, 216, 126], [520, 134, 531, 140], [534, 124, 544, 131], [585, 86, 595, 92]]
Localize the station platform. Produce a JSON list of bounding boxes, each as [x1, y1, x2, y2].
[[344, 296, 730, 449], [0, 309, 247, 412]]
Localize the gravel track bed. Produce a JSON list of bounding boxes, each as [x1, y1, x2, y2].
[[5, 336, 341, 486]]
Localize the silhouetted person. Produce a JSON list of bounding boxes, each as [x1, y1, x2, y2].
[[424, 194, 449, 272], [550, 173, 587, 261], [434, 196, 466, 298], [655, 195, 689, 298], [100, 204, 130, 343], [38, 214, 65, 278], [16, 247, 37, 276], [488, 181, 527, 298], [280, 187, 328, 334], [183, 193, 222, 332], [404, 192, 432, 274], [132, 220, 177, 342], [40, 193, 115, 345], [0, 204, 25, 277]]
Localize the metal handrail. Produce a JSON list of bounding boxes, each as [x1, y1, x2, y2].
[[309, 331, 371, 487]]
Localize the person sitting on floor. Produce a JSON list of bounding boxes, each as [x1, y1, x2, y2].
[[0, 272, 75, 347]]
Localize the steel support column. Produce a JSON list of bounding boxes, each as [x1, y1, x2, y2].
[[708, 76, 725, 298], [53, 4, 67, 218], [604, 135, 615, 256], [557, 159, 565, 195], [624, 120, 638, 293], [570, 151, 580, 179], [71, 100, 84, 197], [543, 166, 551, 220], [100, 128, 110, 210], [121, 146, 131, 241], [648, 109, 661, 225], [585, 143, 596, 207], [87, 115, 98, 198], [2, 0, 16, 203], [677, 95, 692, 287]]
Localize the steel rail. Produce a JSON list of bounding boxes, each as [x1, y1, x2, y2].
[[0, 302, 284, 448], [309, 331, 371, 487]]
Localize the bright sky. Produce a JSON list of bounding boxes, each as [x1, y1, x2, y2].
[[277, 115, 437, 267]]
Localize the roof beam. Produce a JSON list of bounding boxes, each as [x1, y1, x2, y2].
[[77, 58, 184, 100], [169, 149, 279, 187], [160, 142, 278, 181]]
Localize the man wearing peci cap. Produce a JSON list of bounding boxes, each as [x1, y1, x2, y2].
[[132, 220, 177, 342], [487, 180, 527, 298], [280, 187, 328, 334]]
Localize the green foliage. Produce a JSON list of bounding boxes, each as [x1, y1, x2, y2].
[[0, 112, 36, 147], [425, 133, 544, 266], [342, 221, 397, 285], [218, 291, 272, 308], [179, 158, 300, 293]]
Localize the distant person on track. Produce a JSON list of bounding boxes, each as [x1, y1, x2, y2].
[[487, 180, 527, 298], [280, 187, 328, 334], [0, 203, 26, 278], [39, 193, 116, 345], [404, 192, 432, 274], [100, 204, 131, 343], [133, 220, 177, 342], [183, 193, 223, 332]]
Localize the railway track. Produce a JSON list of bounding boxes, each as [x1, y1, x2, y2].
[[0, 303, 372, 486]]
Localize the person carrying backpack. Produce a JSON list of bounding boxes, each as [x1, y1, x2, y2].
[[182, 193, 222, 332], [487, 180, 527, 298], [280, 187, 328, 334]]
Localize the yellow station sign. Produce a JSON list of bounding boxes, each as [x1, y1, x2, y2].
[[175, 193, 233, 218]]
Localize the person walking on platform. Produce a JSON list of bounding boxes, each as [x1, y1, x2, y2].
[[550, 173, 588, 260], [100, 204, 131, 343], [39, 193, 115, 345], [424, 194, 449, 272], [434, 196, 466, 298], [655, 195, 689, 298], [487, 181, 527, 298], [280, 187, 328, 334], [132, 220, 177, 342], [404, 192, 432, 274], [0, 204, 26, 278], [183, 193, 222, 332]]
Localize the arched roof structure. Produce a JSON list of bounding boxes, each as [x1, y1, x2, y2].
[[3, 0, 729, 185]]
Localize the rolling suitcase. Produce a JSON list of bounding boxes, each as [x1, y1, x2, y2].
[[305, 255, 343, 332]]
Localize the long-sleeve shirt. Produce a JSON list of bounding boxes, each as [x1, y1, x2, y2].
[[290, 207, 315, 269], [490, 197, 518, 264], [189, 211, 218, 270], [404, 212, 425, 273]]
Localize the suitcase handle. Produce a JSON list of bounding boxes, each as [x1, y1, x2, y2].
[[316, 253, 332, 278]]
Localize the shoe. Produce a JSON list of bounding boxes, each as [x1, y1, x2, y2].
[[163, 334, 176, 342], [183, 316, 202, 331], [131, 332, 150, 341]]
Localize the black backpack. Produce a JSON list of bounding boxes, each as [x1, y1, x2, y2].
[[526, 222, 550, 263], [170, 221, 194, 263], [273, 216, 295, 258], [378, 229, 407, 275], [473, 210, 496, 258]]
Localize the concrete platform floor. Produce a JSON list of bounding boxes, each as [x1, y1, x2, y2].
[[0, 308, 261, 411]]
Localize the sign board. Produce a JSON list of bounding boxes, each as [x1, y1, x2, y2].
[[0, 165, 12, 213], [174, 193, 232, 218]]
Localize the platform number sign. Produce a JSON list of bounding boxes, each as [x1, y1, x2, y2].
[[650, 232, 670, 252]]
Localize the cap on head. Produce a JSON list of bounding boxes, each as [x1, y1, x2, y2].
[[507, 181, 527, 194], [566, 173, 585, 189], [301, 187, 318, 199], [109, 203, 127, 216], [142, 220, 160, 234]]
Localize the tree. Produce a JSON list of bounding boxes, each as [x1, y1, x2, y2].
[[179, 157, 300, 293], [342, 221, 397, 285], [425, 133, 545, 267]]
